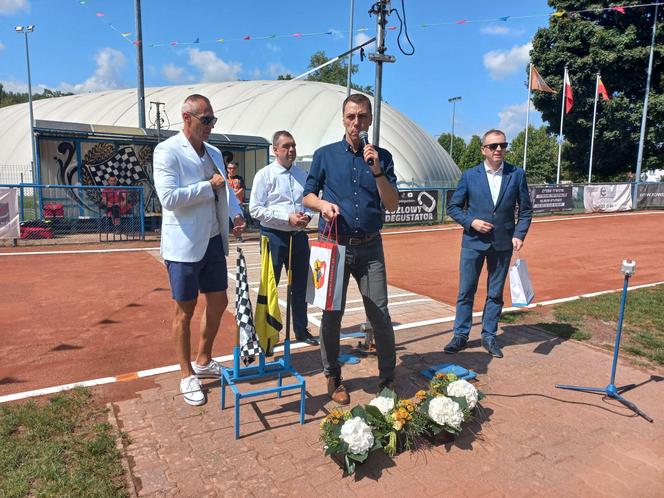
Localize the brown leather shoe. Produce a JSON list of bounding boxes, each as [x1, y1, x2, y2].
[[327, 377, 350, 405]]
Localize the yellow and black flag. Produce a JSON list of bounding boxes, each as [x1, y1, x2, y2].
[[254, 235, 282, 355]]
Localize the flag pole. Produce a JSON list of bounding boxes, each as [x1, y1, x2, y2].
[[589, 72, 600, 184], [284, 233, 293, 368], [523, 63, 533, 170], [556, 66, 568, 184], [233, 247, 242, 378]]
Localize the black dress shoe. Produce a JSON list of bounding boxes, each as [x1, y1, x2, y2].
[[295, 329, 319, 345], [482, 337, 503, 358], [443, 336, 468, 354], [377, 379, 396, 394]]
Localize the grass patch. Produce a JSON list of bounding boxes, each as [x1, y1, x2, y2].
[[500, 310, 530, 324], [0, 387, 128, 498]]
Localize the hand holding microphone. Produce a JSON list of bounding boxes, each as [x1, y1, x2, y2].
[[359, 131, 382, 177]]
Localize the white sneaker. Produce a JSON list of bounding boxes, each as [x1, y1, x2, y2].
[[179, 375, 206, 406], [192, 359, 221, 378]]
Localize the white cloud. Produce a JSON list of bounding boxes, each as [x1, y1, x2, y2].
[[0, 0, 29, 15], [483, 42, 531, 80], [162, 63, 185, 83], [354, 32, 374, 50], [0, 78, 47, 94], [187, 48, 241, 82], [250, 67, 262, 79], [59, 48, 126, 93], [266, 62, 291, 79], [265, 42, 280, 53], [498, 100, 532, 139], [481, 25, 510, 35], [328, 29, 344, 41], [0, 41, 4, 51]]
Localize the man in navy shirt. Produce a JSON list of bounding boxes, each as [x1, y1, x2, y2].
[[304, 93, 399, 405]]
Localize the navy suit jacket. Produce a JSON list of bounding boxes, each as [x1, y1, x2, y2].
[[447, 162, 532, 251]]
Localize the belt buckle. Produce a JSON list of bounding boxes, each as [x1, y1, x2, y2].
[[348, 236, 361, 245]]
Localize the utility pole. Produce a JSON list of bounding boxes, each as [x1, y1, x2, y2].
[[368, 0, 395, 146], [346, 0, 355, 97], [150, 101, 166, 142]]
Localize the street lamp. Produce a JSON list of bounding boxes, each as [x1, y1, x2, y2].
[[15, 25, 37, 185], [448, 96, 462, 161]]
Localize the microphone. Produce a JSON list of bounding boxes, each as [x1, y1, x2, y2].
[[358, 130, 374, 166]]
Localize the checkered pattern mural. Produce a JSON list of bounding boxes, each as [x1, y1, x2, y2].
[[84, 147, 148, 186]]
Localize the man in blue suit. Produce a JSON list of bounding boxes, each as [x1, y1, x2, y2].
[[444, 129, 532, 358]]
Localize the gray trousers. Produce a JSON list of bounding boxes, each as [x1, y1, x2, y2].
[[319, 235, 396, 382]]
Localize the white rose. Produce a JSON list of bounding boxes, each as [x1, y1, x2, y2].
[[339, 416, 374, 454], [446, 379, 479, 410], [428, 396, 464, 430], [369, 396, 395, 416]]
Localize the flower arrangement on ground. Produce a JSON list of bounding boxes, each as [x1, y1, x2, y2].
[[319, 406, 382, 475], [415, 373, 485, 439], [319, 373, 485, 474]]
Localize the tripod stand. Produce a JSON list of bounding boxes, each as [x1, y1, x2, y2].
[[556, 260, 653, 423]]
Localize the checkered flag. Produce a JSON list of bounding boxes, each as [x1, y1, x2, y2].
[[236, 249, 262, 365], [84, 146, 148, 186]]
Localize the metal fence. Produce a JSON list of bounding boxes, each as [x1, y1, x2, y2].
[[0, 183, 145, 246]]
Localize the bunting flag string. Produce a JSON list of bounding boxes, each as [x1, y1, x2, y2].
[[76, 1, 661, 51]]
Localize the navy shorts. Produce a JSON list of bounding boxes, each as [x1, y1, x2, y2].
[[165, 235, 228, 302]]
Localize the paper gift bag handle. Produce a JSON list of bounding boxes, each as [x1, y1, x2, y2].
[[320, 217, 338, 242]]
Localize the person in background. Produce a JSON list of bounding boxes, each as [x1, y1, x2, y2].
[[227, 161, 246, 242]]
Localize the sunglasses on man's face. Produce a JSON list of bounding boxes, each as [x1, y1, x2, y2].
[[189, 113, 218, 126], [482, 142, 509, 151]]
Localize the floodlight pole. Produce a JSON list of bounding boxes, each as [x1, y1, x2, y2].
[[634, 3, 658, 208], [135, 0, 146, 128], [368, 0, 395, 146], [448, 96, 462, 160], [346, 0, 355, 97], [15, 25, 37, 188]]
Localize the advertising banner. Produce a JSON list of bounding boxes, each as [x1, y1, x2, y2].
[[584, 184, 632, 213], [384, 189, 438, 224], [636, 183, 664, 209], [0, 188, 20, 239], [529, 186, 574, 213]]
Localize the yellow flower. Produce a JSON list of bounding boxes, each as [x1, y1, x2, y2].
[[393, 420, 404, 431], [435, 373, 446, 380]]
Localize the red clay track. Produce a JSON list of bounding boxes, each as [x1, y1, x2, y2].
[[1, 211, 663, 400]]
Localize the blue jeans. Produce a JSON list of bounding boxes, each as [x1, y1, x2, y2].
[[319, 235, 396, 382], [260, 228, 310, 336], [453, 245, 512, 340]]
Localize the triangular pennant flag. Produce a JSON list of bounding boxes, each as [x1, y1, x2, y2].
[[531, 65, 556, 93], [598, 78, 610, 100], [612, 6, 626, 14]]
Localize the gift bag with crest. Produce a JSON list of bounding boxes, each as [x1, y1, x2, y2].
[[509, 258, 535, 307], [306, 219, 346, 310]]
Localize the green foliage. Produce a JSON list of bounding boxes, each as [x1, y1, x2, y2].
[[0, 387, 127, 497], [530, 1, 664, 179], [437, 133, 466, 166], [506, 125, 560, 184], [460, 135, 484, 170], [278, 51, 374, 95], [0, 84, 73, 108]]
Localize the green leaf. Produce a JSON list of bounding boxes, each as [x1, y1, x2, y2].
[[347, 451, 368, 463], [344, 454, 356, 475], [350, 405, 367, 420]]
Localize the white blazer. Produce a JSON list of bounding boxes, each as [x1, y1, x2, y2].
[[153, 131, 243, 262]]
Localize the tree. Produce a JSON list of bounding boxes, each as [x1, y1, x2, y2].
[[459, 135, 484, 170], [506, 125, 560, 184], [277, 51, 373, 95], [530, 1, 664, 180], [0, 86, 73, 108], [437, 133, 466, 167]]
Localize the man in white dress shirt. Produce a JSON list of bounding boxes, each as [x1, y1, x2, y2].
[[153, 94, 245, 406], [249, 130, 318, 345]]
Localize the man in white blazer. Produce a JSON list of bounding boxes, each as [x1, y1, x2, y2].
[[154, 94, 245, 406]]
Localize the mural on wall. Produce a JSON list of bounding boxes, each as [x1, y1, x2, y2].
[[43, 140, 158, 215]]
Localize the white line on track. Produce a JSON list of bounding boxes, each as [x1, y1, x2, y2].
[[3, 279, 662, 405], [3, 210, 662, 257]]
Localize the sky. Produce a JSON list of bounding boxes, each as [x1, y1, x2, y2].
[[0, 0, 555, 142]]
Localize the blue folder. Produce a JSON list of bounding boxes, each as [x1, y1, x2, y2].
[[420, 363, 477, 381]]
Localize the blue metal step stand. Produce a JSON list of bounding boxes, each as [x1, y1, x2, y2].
[[221, 243, 306, 438], [555, 260, 653, 423]]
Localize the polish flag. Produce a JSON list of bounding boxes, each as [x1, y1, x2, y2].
[[564, 71, 574, 113]]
